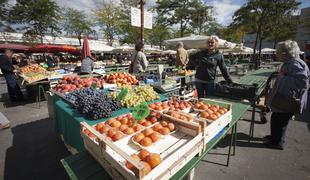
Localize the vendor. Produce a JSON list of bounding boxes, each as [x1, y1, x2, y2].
[[188, 35, 233, 98], [176, 42, 189, 68], [0, 49, 24, 101], [80, 55, 94, 74]]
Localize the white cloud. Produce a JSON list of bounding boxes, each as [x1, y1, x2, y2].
[[208, 0, 241, 26]]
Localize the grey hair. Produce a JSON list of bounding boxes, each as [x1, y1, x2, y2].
[[276, 40, 300, 59], [176, 42, 183, 48], [208, 35, 219, 43]]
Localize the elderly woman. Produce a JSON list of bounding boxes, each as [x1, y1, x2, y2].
[[265, 40, 310, 150], [129, 42, 148, 74], [189, 35, 232, 98], [175, 42, 189, 68]]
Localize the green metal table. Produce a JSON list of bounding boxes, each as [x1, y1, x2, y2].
[[60, 97, 250, 180]]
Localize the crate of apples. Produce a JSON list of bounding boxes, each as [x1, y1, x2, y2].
[[54, 76, 104, 93], [164, 111, 193, 122], [125, 149, 162, 175], [104, 72, 138, 86], [132, 120, 176, 148], [194, 101, 228, 121]]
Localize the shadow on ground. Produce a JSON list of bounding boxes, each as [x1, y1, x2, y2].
[[4, 118, 70, 180], [214, 132, 266, 149]]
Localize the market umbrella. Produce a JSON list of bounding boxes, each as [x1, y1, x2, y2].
[[82, 35, 91, 59], [161, 50, 176, 55], [164, 35, 235, 49], [112, 44, 135, 53], [0, 43, 30, 53], [261, 48, 276, 54]]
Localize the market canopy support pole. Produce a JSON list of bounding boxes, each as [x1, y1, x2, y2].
[[140, 0, 145, 45]]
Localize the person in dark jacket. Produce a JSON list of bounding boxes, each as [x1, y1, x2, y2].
[[265, 40, 310, 150], [189, 35, 232, 98], [0, 49, 24, 101]]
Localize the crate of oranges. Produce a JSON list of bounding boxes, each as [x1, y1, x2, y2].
[[190, 98, 232, 144], [80, 110, 204, 180]]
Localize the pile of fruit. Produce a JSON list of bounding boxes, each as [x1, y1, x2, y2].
[[178, 69, 192, 76], [104, 72, 138, 86], [132, 120, 176, 147], [125, 149, 162, 175], [110, 85, 160, 107], [93, 113, 158, 142], [22, 72, 47, 82], [165, 111, 193, 122], [194, 101, 228, 121], [54, 76, 104, 93], [66, 88, 121, 120], [20, 64, 46, 74], [149, 98, 192, 112]]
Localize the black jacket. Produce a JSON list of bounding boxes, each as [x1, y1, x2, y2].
[[0, 55, 14, 75], [188, 49, 232, 83]]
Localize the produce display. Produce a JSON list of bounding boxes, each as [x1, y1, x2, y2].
[[132, 120, 176, 147], [92, 113, 157, 142], [149, 98, 192, 112], [125, 149, 162, 175], [20, 64, 46, 74], [21, 72, 47, 82], [65, 88, 121, 120], [110, 85, 160, 107], [194, 101, 228, 121], [54, 76, 105, 93], [104, 72, 138, 86], [165, 111, 193, 122], [178, 69, 193, 76]]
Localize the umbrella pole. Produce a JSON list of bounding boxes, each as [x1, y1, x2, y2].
[[140, 0, 145, 44]]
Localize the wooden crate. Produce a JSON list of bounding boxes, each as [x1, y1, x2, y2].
[[163, 98, 232, 146], [80, 115, 203, 180]]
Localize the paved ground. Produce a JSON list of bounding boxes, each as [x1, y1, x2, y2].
[[0, 75, 309, 180]]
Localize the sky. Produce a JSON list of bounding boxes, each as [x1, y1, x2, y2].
[[7, 0, 310, 27]]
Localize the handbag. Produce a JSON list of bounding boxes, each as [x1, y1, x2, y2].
[[128, 52, 138, 73], [271, 93, 301, 113]]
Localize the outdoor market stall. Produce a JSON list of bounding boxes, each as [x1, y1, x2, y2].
[[48, 67, 277, 180]]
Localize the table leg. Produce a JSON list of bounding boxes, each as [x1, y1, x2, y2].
[[248, 100, 256, 142], [232, 123, 237, 156], [226, 124, 235, 166]]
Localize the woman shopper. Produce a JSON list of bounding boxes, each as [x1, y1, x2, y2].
[[188, 36, 232, 98], [265, 40, 310, 150], [129, 42, 148, 74]]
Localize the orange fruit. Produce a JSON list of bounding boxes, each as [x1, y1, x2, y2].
[[140, 137, 153, 147], [160, 120, 168, 127], [119, 124, 129, 132], [209, 114, 218, 121], [99, 125, 110, 134], [95, 123, 104, 131], [123, 127, 134, 135], [143, 128, 154, 137], [138, 149, 150, 161], [167, 123, 175, 131], [159, 127, 170, 135], [218, 109, 225, 115], [142, 121, 152, 127], [200, 112, 209, 118], [120, 117, 129, 125], [152, 124, 163, 132], [126, 154, 141, 170], [112, 131, 124, 141], [146, 153, 162, 169], [134, 124, 144, 132], [110, 120, 121, 128], [141, 161, 152, 175], [107, 128, 117, 138], [149, 132, 161, 142], [133, 133, 145, 143], [106, 118, 116, 126]]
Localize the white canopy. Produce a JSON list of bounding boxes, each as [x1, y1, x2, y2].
[[161, 50, 176, 55], [144, 45, 162, 54], [82, 43, 114, 52], [164, 35, 236, 49], [261, 48, 276, 54], [112, 43, 135, 53]]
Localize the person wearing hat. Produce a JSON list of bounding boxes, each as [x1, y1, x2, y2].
[[80, 55, 94, 74], [0, 49, 24, 101]]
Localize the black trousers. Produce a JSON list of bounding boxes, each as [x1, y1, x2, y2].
[[4, 73, 24, 101], [270, 112, 294, 146], [195, 81, 215, 99]]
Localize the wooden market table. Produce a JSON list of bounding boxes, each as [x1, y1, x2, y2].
[[56, 68, 276, 180]]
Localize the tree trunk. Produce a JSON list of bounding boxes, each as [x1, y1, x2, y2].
[[258, 34, 263, 68], [180, 21, 184, 37], [78, 33, 82, 46], [273, 36, 277, 49]]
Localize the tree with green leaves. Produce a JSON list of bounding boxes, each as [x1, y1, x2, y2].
[[148, 21, 172, 48], [94, 0, 124, 45], [156, 0, 213, 37], [61, 8, 95, 46], [0, 0, 8, 22], [232, 0, 300, 68], [8, 0, 61, 43]]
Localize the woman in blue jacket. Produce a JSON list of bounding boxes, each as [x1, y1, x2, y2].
[[266, 40, 310, 150]]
